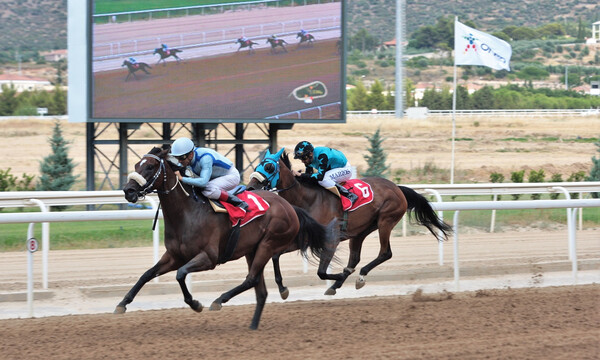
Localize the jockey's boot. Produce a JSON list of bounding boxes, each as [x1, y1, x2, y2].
[[219, 190, 249, 211], [326, 184, 358, 205]]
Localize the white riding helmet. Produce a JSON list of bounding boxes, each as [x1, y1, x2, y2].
[[171, 138, 195, 156]]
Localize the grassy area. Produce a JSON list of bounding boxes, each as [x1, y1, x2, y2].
[[1, 198, 597, 252], [0, 213, 160, 252]]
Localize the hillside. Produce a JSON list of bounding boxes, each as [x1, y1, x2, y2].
[[1, 0, 599, 53], [0, 0, 67, 52], [349, 0, 600, 44]]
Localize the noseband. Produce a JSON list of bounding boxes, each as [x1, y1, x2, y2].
[[127, 153, 182, 197]]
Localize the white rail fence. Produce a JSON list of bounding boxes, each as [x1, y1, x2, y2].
[[348, 108, 600, 117], [93, 16, 341, 60], [2, 182, 598, 286]]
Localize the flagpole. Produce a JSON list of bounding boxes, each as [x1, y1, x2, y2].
[[451, 16, 458, 185]]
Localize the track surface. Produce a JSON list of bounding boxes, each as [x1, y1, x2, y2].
[[1, 230, 599, 359], [0, 285, 598, 359]]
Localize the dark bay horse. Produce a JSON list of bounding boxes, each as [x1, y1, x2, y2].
[[153, 47, 183, 66], [247, 148, 452, 298], [266, 38, 288, 54], [122, 60, 151, 81], [236, 38, 258, 54], [118, 146, 335, 330], [296, 32, 315, 47]]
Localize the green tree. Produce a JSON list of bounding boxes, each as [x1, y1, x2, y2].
[[350, 28, 379, 52], [362, 128, 389, 178], [472, 86, 495, 109], [549, 173, 563, 199], [366, 80, 386, 111], [587, 138, 600, 198], [347, 81, 368, 111], [576, 17, 585, 42], [510, 170, 525, 200], [528, 169, 545, 200], [37, 121, 78, 197], [0, 84, 19, 116], [489, 172, 505, 200]]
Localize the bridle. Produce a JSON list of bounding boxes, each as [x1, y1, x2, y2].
[[127, 153, 185, 198], [249, 157, 297, 193]]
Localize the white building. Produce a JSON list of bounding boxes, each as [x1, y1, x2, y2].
[[586, 21, 600, 45], [0, 74, 53, 93]]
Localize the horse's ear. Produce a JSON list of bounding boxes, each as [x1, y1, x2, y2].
[[274, 147, 285, 159], [162, 143, 171, 151], [264, 149, 272, 158]]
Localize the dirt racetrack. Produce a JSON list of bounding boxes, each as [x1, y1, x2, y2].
[[1, 285, 598, 359]]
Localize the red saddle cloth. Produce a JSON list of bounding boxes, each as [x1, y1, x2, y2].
[[220, 191, 270, 227], [340, 179, 374, 211]]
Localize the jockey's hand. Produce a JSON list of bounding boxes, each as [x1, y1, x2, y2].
[[292, 169, 301, 177], [174, 170, 183, 181]]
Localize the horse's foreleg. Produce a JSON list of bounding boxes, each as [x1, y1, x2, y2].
[[175, 252, 216, 312], [271, 254, 289, 299], [250, 273, 267, 330], [114, 252, 177, 314]]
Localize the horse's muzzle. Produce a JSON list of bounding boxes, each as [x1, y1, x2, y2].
[[123, 185, 140, 203]]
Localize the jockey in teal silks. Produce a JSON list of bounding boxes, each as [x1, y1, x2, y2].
[[293, 141, 358, 205]]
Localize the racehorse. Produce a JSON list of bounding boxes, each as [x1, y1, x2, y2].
[[266, 38, 288, 54], [121, 60, 151, 81], [296, 32, 315, 47], [118, 146, 336, 330], [236, 38, 258, 54], [247, 148, 452, 298], [153, 47, 183, 66]]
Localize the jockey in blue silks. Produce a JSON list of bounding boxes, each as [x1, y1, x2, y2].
[[293, 141, 358, 204], [170, 137, 248, 211]]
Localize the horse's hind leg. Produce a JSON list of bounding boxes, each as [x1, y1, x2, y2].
[[355, 221, 397, 290], [271, 254, 289, 299], [114, 252, 178, 314], [322, 235, 367, 296]]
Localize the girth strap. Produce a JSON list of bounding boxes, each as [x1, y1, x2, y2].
[[218, 224, 241, 264]]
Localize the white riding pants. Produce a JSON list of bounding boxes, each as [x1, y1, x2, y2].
[[201, 167, 241, 199], [318, 163, 354, 188]]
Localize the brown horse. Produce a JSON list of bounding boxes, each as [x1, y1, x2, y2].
[[247, 148, 452, 298], [118, 146, 335, 330], [153, 47, 183, 66], [296, 31, 315, 47], [121, 60, 151, 81], [266, 37, 288, 54], [236, 38, 258, 54]]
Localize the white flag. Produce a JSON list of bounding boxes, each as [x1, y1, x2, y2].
[[454, 20, 512, 71]]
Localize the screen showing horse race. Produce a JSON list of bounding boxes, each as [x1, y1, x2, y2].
[[89, 0, 345, 123]]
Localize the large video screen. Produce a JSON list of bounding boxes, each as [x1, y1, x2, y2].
[[89, 0, 345, 123]]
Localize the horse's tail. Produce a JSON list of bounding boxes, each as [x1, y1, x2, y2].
[[292, 206, 338, 261], [398, 186, 453, 241]]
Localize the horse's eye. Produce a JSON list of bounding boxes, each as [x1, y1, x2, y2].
[[264, 163, 274, 174]]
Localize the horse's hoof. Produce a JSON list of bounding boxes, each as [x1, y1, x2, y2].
[[190, 300, 203, 313], [280, 288, 289, 300], [324, 288, 337, 296], [113, 306, 126, 314], [209, 302, 222, 311], [356, 276, 366, 290]]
